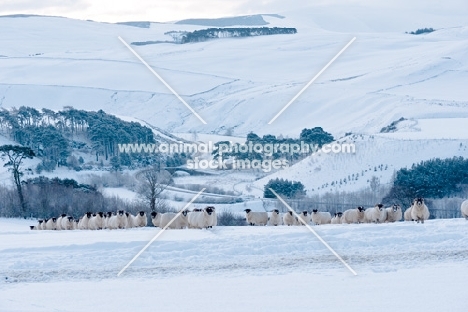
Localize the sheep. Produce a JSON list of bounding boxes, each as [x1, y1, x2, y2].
[[125, 212, 135, 229], [61, 216, 74, 230], [109, 210, 127, 229], [461, 200, 468, 220], [30, 219, 44, 230], [404, 206, 413, 221], [36, 219, 44, 230], [88, 212, 104, 230], [244, 209, 268, 226], [73, 219, 79, 230], [331, 212, 343, 224], [44, 217, 58, 230], [56, 214, 67, 230], [78, 212, 93, 230], [342, 207, 365, 224], [283, 211, 296, 226], [410, 198, 430, 223], [133, 211, 148, 227], [150, 211, 161, 227], [268, 209, 282, 226], [311, 209, 332, 225], [159, 210, 189, 229], [205, 206, 217, 228], [385, 204, 402, 222], [104, 212, 113, 228], [296, 211, 311, 225], [188, 207, 216, 229], [364, 204, 386, 223]]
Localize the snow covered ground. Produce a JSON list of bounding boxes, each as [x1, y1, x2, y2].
[[1, 218, 467, 311]]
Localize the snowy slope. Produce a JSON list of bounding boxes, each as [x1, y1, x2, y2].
[[1, 217, 467, 311], [0, 7, 467, 137]]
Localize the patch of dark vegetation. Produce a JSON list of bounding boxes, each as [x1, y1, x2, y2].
[[380, 117, 406, 133], [407, 28, 435, 35]]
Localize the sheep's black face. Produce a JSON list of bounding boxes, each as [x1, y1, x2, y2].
[[86, 212, 92, 218], [107, 212, 113, 217], [151, 212, 157, 218], [337, 212, 343, 217], [139, 211, 145, 216], [244, 209, 251, 213], [68, 217, 73, 221], [393, 205, 399, 212], [98, 212, 103, 217], [30, 226, 35, 230], [61, 214, 67, 218], [358, 207, 364, 212], [288, 211, 293, 216], [273, 209, 279, 214], [52, 218, 57, 222], [416, 198, 424, 206], [312, 209, 318, 213], [125, 212, 129, 217], [206, 207, 213, 215], [182, 211, 188, 216], [118, 210, 124, 216], [38, 220, 43, 224], [302, 211, 308, 216]]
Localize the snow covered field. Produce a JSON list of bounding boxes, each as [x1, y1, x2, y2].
[[1, 218, 467, 311]]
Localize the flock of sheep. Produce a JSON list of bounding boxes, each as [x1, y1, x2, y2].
[[30, 199, 468, 231], [30, 210, 148, 231]]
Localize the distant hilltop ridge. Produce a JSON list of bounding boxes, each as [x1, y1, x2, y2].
[[175, 14, 285, 27]]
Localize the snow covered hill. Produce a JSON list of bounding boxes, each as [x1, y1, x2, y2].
[[0, 5, 467, 137]]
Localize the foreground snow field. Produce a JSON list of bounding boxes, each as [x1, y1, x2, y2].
[[1, 218, 467, 311]]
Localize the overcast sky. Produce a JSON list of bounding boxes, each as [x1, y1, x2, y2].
[[0, 0, 466, 23]]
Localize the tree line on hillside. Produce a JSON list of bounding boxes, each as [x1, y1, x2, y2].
[[212, 127, 334, 163], [0, 106, 188, 171], [165, 27, 297, 44]]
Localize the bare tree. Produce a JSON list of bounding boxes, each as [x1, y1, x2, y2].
[[0, 145, 35, 215], [135, 166, 172, 211]]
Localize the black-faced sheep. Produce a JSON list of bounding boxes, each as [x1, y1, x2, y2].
[[109, 210, 127, 229], [188, 208, 216, 229], [61, 216, 75, 230], [268, 209, 282, 226], [364, 204, 386, 223], [385, 204, 402, 222], [282, 211, 296, 226], [410, 198, 430, 223], [56, 214, 67, 230], [78, 212, 93, 230], [311, 209, 331, 225], [45, 217, 58, 230], [161, 211, 189, 229], [331, 212, 343, 224], [89, 212, 104, 230], [150, 211, 161, 227], [244, 209, 268, 226], [342, 207, 365, 224], [133, 211, 148, 227], [296, 211, 311, 225]]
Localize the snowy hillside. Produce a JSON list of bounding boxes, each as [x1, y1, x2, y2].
[[0, 6, 467, 137], [1, 217, 467, 311]]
